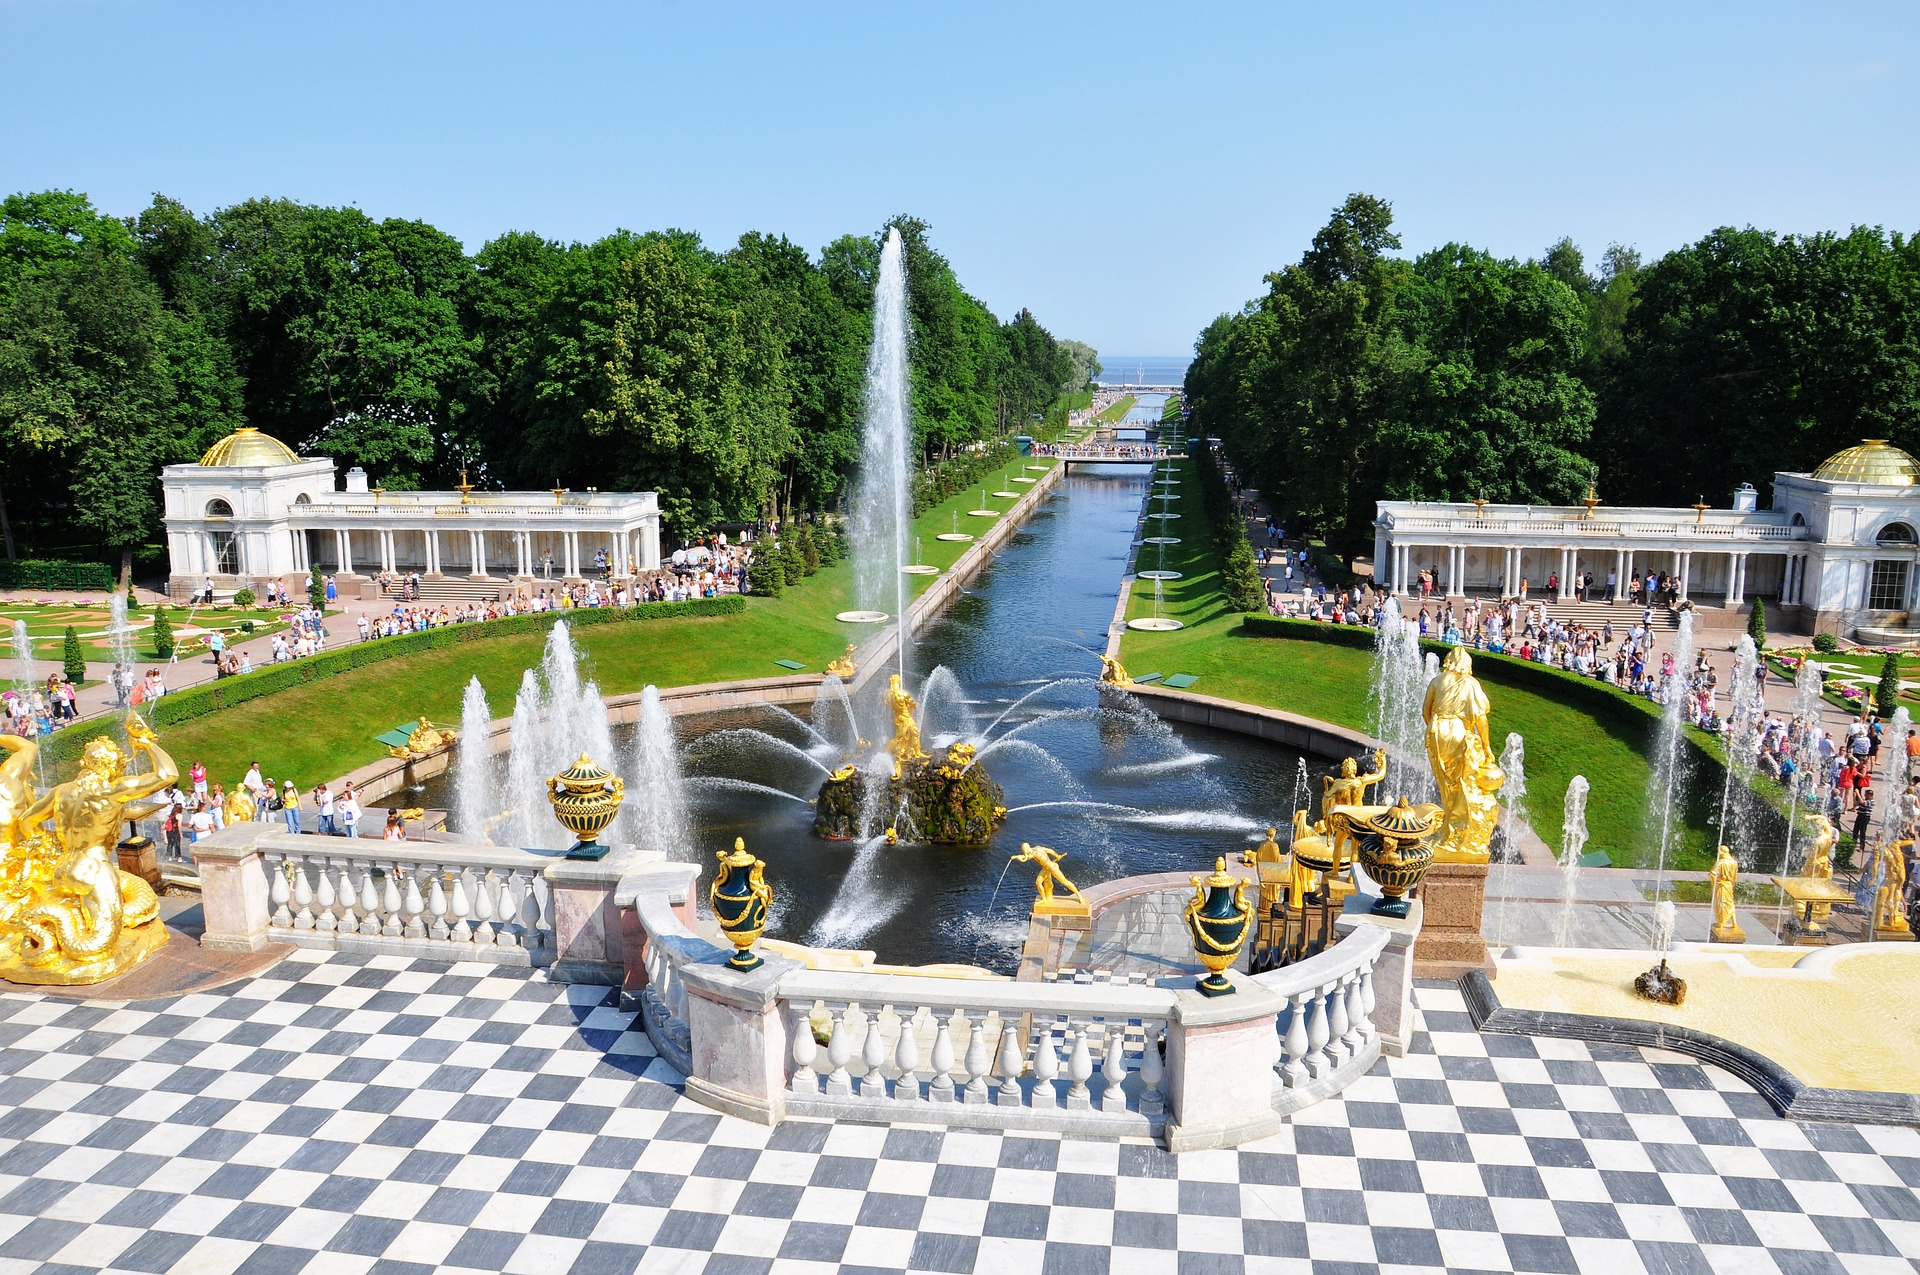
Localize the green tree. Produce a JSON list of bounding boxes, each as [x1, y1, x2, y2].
[[1223, 540, 1266, 612], [747, 544, 784, 596], [1877, 650, 1901, 717], [798, 523, 820, 574], [150, 607, 174, 659], [61, 625, 85, 683], [1747, 597, 1767, 648], [309, 564, 324, 610]]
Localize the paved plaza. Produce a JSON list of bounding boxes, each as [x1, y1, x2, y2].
[[2, 952, 1917, 1274]]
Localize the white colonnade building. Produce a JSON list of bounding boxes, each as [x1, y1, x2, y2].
[[1373, 439, 1920, 641], [162, 428, 662, 601]]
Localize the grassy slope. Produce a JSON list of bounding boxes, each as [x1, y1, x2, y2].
[[155, 462, 1059, 788], [1118, 458, 1716, 869]]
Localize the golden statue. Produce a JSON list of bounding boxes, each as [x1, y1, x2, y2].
[[936, 741, 976, 779], [827, 763, 858, 783], [825, 644, 857, 680], [1801, 813, 1839, 925], [1871, 839, 1912, 939], [224, 786, 255, 825], [389, 717, 457, 761], [1709, 844, 1744, 943], [1422, 647, 1505, 863], [884, 674, 926, 779], [1242, 826, 1288, 918], [0, 736, 52, 925], [1323, 749, 1388, 813], [1013, 842, 1086, 915], [0, 713, 174, 985], [1286, 808, 1345, 909], [1098, 654, 1133, 687]]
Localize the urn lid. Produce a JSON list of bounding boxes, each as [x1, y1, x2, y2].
[[717, 836, 757, 869], [1199, 855, 1236, 890], [550, 753, 615, 793], [1362, 796, 1438, 839]]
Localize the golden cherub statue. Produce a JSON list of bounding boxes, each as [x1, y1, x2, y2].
[[1013, 842, 1085, 913], [1423, 648, 1505, 862], [1709, 844, 1744, 943], [825, 644, 857, 680], [389, 717, 457, 761], [1098, 654, 1133, 687], [0, 713, 174, 985], [885, 674, 926, 779]]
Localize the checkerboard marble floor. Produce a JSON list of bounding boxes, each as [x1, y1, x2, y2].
[[2, 952, 1917, 1275]]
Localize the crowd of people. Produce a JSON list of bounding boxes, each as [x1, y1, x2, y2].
[[156, 762, 412, 861]]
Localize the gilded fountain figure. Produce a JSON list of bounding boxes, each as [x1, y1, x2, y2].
[[812, 674, 1005, 845], [0, 713, 174, 985], [1422, 647, 1505, 862]]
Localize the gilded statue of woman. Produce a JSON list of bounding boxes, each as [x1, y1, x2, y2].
[[885, 674, 926, 778], [0, 713, 175, 984], [1709, 844, 1744, 943], [1422, 647, 1505, 862]]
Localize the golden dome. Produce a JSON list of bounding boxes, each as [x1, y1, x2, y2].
[[198, 427, 300, 468], [1811, 439, 1920, 486]]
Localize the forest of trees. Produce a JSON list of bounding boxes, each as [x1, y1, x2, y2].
[[0, 192, 1087, 570], [1185, 193, 1920, 552]]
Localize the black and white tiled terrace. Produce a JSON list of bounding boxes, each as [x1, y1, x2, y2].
[[1, 951, 1917, 1275]]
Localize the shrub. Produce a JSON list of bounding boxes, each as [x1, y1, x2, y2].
[[815, 522, 845, 566], [798, 524, 821, 575], [1813, 631, 1839, 654], [1746, 597, 1766, 649], [308, 565, 325, 610], [0, 559, 114, 591], [747, 548, 785, 597], [150, 608, 175, 659], [779, 535, 806, 585], [1223, 540, 1265, 612], [125, 583, 141, 612], [233, 588, 256, 608], [1877, 651, 1901, 716], [62, 627, 86, 684]]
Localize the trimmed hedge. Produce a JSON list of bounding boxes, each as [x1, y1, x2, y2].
[[0, 559, 114, 591], [33, 594, 747, 771]]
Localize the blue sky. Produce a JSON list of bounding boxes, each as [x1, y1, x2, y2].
[[4, 2, 1916, 355]]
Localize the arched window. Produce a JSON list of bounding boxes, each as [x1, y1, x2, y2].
[[205, 498, 233, 518], [1791, 512, 1806, 527], [294, 493, 312, 505], [1878, 522, 1916, 546]]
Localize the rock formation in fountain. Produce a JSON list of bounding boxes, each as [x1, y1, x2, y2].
[[812, 674, 1006, 845]]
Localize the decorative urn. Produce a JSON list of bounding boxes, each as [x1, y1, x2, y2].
[[1182, 856, 1253, 997], [710, 838, 773, 971], [1356, 796, 1440, 918], [547, 753, 625, 861]]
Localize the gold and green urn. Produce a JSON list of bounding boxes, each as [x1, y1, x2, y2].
[[710, 838, 773, 971], [1355, 796, 1440, 918], [547, 753, 625, 861], [1183, 856, 1253, 997]]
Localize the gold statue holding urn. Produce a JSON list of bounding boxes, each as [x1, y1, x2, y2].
[[1422, 648, 1505, 863]]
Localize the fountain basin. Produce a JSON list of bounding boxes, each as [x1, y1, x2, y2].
[[1147, 513, 1181, 521], [1137, 570, 1183, 581], [1128, 617, 1184, 631], [1142, 536, 1181, 545], [901, 565, 940, 576], [934, 533, 974, 542], [836, 610, 890, 624], [991, 491, 1020, 499], [967, 510, 999, 518]]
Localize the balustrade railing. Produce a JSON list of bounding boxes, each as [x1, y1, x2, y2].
[[1385, 514, 1803, 542], [260, 840, 556, 965], [1254, 925, 1389, 1111]]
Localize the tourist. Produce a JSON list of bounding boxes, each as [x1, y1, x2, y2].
[[338, 783, 361, 839], [162, 801, 183, 862], [208, 782, 226, 829], [312, 782, 336, 836], [1854, 787, 1876, 851], [281, 781, 302, 834], [383, 810, 407, 841], [188, 801, 214, 844], [188, 760, 208, 799]]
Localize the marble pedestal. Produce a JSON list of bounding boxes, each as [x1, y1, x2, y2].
[[1412, 860, 1491, 977]]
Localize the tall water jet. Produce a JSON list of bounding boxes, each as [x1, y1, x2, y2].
[[1645, 610, 1695, 898], [10, 620, 32, 713], [1367, 598, 1433, 800], [501, 622, 625, 849], [1490, 732, 1528, 947], [851, 226, 912, 676], [455, 678, 495, 841], [1555, 775, 1591, 947], [631, 686, 692, 861], [1890, 705, 1913, 791], [1715, 635, 1762, 858]]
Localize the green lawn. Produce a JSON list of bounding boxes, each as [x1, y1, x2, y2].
[[142, 462, 1059, 790], [1093, 394, 1138, 426], [1117, 457, 1722, 870], [0, 603, 293, 663]]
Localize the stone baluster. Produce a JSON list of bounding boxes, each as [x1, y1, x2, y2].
[[1066, 1029, 1093, 1110], [269, 860, 292, 929], [402, 869, 427, 940], [316, 864, 338, 933], [926, 1018, 956, 1102], [1282, 991, 1311, 1087], [486, 872, 516, 948], [358, 866, 382, 936], [519, 873, 545, 949], [994, 1016, 1024, 1106], [469, 869, 495, 944], [1326, 976, 1352, 1065], [1031, 1026, 1061, 1109], [861, 1008, 889, 1099], [448, 871, 471, 942], [291, 862, 315, 930], [961, 1018, 991, 1105], [1341, 972, 1366, 1056], [893, 1011, 921, 1102], [789, 1008, 819, 1095], [335, 866, 356, 932], [1357, 966, 1378, 1047], [824, 1008, 853, 1096], [426, 869, 450, 941], [380, 866, 404, 938], [663, 963, 688, 1027], [1139, 1023, 1166, 1115], [1099, 1028, 1127, 1112], [1305, 985, 1333, 1079]]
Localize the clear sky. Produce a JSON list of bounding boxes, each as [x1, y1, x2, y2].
[[5, 1, 1917, 356]]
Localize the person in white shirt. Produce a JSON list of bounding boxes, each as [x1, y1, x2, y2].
[[188, 804, 214, 842], [338, 785, 361, 839]]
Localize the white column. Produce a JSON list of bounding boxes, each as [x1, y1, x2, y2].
[[1677, 551, 1691, 602], [338, 530, 354, 575], [382, 531, 395, 573], [567, 532, 580, 578], [1392, 543, 1406, 595], [1729, 552, 1746, 606], [471, 531, 484, 577], [1624, 550, 1635, 598], [427, 531, 441, 575], [517, 532, 530, 577], [1449, 546, 1465, 597], [1612, 549, 1626, 601]]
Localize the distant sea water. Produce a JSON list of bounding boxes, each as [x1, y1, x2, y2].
[[1096, 355, 1191, 387]]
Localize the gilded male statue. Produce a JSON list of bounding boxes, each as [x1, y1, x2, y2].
[[1013, 842, 1084, 909], [1422, 647, 1505, 862], [885, 674, 926, 778], [0, 713, 175, 984]]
